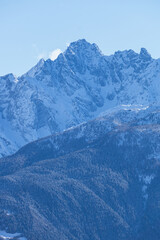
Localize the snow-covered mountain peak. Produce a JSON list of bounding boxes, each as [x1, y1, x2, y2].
[[0, 73, 17, 83], [68, 39, 100, 51], [113, 47, 152, 65], [112, 49, 139, 65], [22, 58, 45, 78], [65, 39, 102, 61], [140, 47, 152, 61], [140, 48, 152, 62], [1, 40, 160, 157], [0, 73, 17, 96]]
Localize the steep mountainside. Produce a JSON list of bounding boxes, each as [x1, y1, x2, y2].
[[1, 39, 160, 157], [0, 106, 160, 239]]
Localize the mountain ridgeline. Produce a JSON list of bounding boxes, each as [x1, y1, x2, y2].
[[0, 39, 160, 157], [1, 40, 160, 239]]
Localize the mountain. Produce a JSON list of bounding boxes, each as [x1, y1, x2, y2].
[[0, 105, 160, 239], [1, 39, 160, 239], [1, 39, 160, 157]]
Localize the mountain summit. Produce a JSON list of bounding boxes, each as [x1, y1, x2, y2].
[[0, 39, 159, 157], [1, 40, 160, 240], [140, 47, 152, 61]]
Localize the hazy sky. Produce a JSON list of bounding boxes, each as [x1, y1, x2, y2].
[[1, 0, 160, 76]]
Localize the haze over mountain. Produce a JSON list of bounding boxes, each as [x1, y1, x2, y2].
[[1, 39, 160, 157]]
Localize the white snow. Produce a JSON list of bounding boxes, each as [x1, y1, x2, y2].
[[139, 174, 155, 201], [1, 40, 160, 157], [0, 230, 27, 240], [0, 230, 20, 239]]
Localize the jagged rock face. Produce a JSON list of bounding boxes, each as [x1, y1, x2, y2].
[[1, 39, 160, 157], [0, 107, 160, 240]]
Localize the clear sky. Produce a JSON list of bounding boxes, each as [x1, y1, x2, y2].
[[0, 0, 160, 76]]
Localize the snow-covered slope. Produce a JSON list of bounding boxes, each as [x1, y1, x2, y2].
[[1, 39, 160, 157], [1, 105, 160, 240]]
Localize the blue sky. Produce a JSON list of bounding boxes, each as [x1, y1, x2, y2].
[[0, 0, 160, 76]]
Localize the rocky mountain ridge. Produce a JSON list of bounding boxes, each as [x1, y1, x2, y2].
[[1, 39, 160, 157]]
